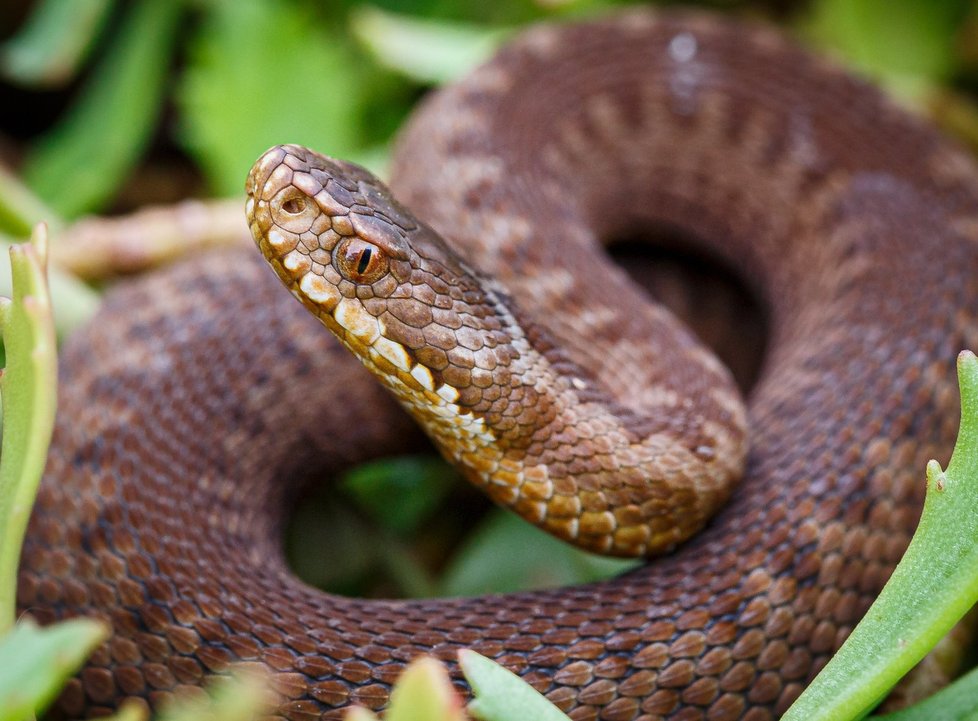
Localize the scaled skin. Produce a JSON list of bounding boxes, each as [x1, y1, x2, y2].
[[247, 143, 747, 558]]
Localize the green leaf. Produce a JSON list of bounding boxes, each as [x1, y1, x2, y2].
[[460, 650, 571, 721], [440, 509, 637, 596], [350, 6, 507, 85], [802, 0, 971, 101], [386, 657, 465, 721], [0, 618, 108, 721], [871, 664, 978, 720], [0, 163, 63, 238], [155, 670, 269, 721], [0, 0, 115, 87], [342, 455, 456, 533], [88, 670, 268, 721], [0, 226, 57, 631], [0, 167, 97, 338], [22, 0, 182, 218], [782, 351, 978, 721], [176, 0, 362, 197], [101, 701, 149, 721]]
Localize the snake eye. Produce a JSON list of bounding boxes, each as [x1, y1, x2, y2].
[[334, 237, 389, 284]]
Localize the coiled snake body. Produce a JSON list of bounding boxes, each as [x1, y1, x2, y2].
[[18, 10, 978, 721]]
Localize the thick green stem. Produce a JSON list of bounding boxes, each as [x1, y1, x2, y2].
[[0, 226, 57, 633]]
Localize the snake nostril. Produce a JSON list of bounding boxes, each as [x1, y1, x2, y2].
[[282, 196, 306, 214]]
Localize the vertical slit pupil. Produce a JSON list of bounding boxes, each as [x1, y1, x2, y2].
[[357, 248, 372, 275]]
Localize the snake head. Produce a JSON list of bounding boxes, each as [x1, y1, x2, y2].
[[246, 144, 521, 414], [246, 144, 417, 300], [247, 145, 553, 522], [247, 144, 748, 558]]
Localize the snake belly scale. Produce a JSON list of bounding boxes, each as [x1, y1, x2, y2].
[[17, 9, 978, 721]]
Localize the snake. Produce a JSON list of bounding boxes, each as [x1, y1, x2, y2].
[[18, 8, 978, 721]]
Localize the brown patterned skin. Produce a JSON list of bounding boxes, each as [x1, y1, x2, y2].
[[17, 9, 978, 721], [246, 144, 746, 558]]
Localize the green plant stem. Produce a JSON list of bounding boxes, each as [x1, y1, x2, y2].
[[783, 350, 978, 720], [0, 226, 57, 633], [0, 237, 99, 338]]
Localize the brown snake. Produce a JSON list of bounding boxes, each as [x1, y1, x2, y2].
[[18, 9, 978, 721]]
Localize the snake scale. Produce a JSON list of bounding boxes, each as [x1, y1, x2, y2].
[[18, 9, 978, 721]]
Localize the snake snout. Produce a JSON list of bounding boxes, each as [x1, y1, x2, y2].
[[246, 145, 290, 201]]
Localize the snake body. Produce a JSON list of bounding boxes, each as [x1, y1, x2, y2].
[[18, 10, 978, 721]]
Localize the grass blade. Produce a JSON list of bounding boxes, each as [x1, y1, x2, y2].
[[350, 6, 506, 85], [0, 0, 115, 87], [23, 0, 182, 218]]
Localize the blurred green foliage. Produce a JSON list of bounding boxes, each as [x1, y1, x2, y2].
[[0, 0, 112, 87], [0, 619, 108, 720], [1, 0, 611, 221], [1, 0, 976, 224], [177, 0, 365, 196], [803, 0, 974, 101], [22, 0, 181, 217]]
